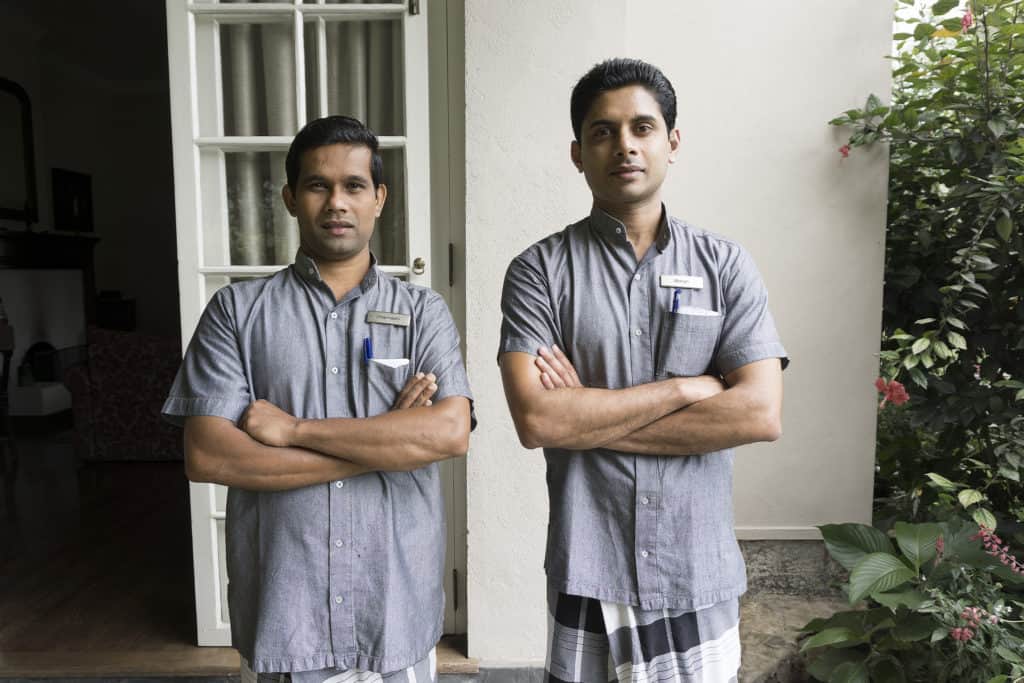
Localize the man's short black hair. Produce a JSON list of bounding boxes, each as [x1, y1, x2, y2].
[[285, 115, 384, 189], [570, 58, 677, 141]]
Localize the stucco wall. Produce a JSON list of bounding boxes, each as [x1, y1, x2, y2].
[[463, 0, 894, 665]]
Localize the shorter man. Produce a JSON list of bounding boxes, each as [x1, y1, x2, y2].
[[164, 116, 473, 682]]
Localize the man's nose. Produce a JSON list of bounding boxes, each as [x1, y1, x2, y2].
[[613, 130, 638, 157], [327, 188, 348, 211]]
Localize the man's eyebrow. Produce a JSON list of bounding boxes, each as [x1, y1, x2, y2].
[[587, 114, 660, 129]]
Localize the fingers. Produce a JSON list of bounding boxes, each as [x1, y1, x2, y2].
[[537, 346, 578, 388], [535, 354, 568, 389], [393, 372, 437, 410], [550, 345, 582, 386]]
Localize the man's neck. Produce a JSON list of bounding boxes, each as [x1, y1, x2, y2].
[[595, 196, 663, 261], [309, 250, 372, 302]]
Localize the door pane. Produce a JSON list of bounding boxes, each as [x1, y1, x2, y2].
[[304, 19, 404, 135], [218, 21, 298, 137], [374, 147, 406, 266]]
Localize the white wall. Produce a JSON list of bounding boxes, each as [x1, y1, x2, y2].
[[463, 0, 893, 664]]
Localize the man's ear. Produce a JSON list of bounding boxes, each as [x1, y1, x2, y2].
[[570, 140, 583, 173], [282, 184, 297, 216], [667, 128, 681, 164], [374, 184, 388, 218]]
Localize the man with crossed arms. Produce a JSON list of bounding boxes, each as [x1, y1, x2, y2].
[[499, 59, 788, 682]]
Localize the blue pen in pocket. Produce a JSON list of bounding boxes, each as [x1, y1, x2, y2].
[[363, 336, 374, 364], [671, 288, 681, 314]]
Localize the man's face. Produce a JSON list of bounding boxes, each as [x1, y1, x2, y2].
[[282, 143, 387, 264], [571, 85, 680, 211]]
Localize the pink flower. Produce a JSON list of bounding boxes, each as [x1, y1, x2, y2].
[[971, 525, 1024, 575], [839, 144, 851, 159], [935, 535, 945, 557], [876, 378, 910, 408], [962, 9, 974, 32]]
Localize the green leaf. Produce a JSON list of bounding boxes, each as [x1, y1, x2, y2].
[[972, 508, 997, 530], [871, 588, 927, 610], [932, 0, 958, 15], [948, 331, 968, 350], [945, 316, 966, 329], [987, 676, 1009, 683], [914, 23, 936, 40], [894, 522, 941, 569], [996, 215, 1014, 242], [1016, 388, 1024, 402], [989, 119, 1007, 138], [958, 489, 984, 508], [925, 472, 958, 490], [849, 553, 915, 604], [998, 466, 1020, 482], [830, 660, 870, 683], [911, 338, 931, 354], [894, 613, 936, 641], [995, 646, 1023, 664], [800, 626, 861, 652], [931, 627, 947, 643], [819, 524, 895, 571]]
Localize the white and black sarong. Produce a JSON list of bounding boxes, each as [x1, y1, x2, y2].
[[545, 590, 740, 683]]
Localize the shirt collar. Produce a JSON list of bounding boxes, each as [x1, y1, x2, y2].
[[293, 249, 379, 294], [588, 204, 673, 252]]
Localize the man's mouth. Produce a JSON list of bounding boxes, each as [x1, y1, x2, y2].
[[611, 165, 644, 178], [322, 220, 355, 235]]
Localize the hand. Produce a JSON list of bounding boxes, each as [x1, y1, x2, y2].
[[535, 345, 583, 389], [240, 399, 300, 447], [392, 372, 438, 410]]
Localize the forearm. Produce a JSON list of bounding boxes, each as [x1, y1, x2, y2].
[[604, 383, 782, 456], [511, 379, 698, 450], [291, 398, 471, 471], [185, 417, 368, 491]]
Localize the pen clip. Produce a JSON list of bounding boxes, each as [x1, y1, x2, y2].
[[363, 336, 374, 364]]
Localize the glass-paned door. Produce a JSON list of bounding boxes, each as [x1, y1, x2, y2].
[[165, 0, 437, 646]]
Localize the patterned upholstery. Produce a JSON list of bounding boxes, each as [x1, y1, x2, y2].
[[63, 326, 183, 461]]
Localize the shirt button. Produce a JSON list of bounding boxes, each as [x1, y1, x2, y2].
[[330, 312, 338, 320], [335, 539, 344, 547], [641, 550, 650, 558], [336, 481, 344, 488], [615, 227, 622, 234], [330, 366, 339, 374], [640, 496, 650, 505], [308, 267, 315, 276], [634, 329, 642, 336], [335, 595, 344, 604], [634, 274, 641, 281]]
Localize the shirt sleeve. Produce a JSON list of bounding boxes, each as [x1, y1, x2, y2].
[[715, 245, 789, 377], [414, 291, 476, 430], [497, 252, 561, 360], [161, 288, 253, 427]]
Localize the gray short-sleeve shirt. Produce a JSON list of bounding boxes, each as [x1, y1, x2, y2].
[[163, 251, 473, 674], [498, 207, 788, 610]]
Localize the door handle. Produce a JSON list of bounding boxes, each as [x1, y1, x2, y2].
[[412, 257, 426, 275]]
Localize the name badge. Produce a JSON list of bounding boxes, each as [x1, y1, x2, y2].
[[366, 311, 411, 327], [659, 274, 704, 290]]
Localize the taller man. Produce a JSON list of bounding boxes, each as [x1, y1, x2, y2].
[[164, 116, 473, 682], [499, 59, 788, 682]]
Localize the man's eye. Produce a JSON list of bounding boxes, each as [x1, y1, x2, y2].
[[636, 124, 654, 133], [347, 183, 366, 191], [592, 128, 610, 139]]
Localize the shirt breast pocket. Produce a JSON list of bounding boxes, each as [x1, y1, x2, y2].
[[365, 360, 410, 417], [655, 311, 723, 378]]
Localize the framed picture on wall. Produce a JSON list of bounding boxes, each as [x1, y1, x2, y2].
[[52, 168, 94, 232]]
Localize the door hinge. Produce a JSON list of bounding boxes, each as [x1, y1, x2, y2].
[[409, 0, 420, 15], [448, 242, 455, 287], [452, 568, 459, 611]]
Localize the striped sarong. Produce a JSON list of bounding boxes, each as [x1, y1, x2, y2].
[[241, 649, 436, 683], [545, 590, 740, 683]]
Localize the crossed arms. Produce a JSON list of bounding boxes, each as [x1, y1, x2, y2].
[[184, 372, 471, 492], [500, 345, 782, 455]]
